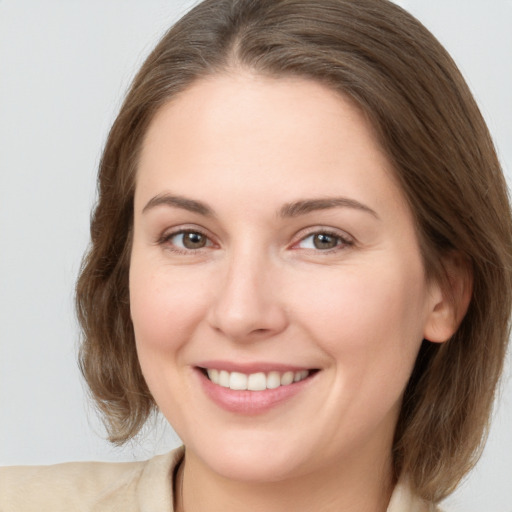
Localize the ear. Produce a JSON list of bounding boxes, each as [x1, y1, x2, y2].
[[423, 252, 473, 343]]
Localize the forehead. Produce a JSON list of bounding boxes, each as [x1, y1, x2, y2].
[[140, 72, 383, 162], [135, 72, 405, 218]]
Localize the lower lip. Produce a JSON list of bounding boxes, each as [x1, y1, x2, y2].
[[196, 369, 316, 415]]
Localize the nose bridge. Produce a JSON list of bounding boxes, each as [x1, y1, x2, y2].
[[208, 240, 287, 341]]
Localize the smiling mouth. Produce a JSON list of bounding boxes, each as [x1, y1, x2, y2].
[[199, 368, 317, 391]]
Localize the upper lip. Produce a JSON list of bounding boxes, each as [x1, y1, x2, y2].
[[195, 360, 315, 374]]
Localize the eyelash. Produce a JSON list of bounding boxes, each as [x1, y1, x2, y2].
[[157, 228, 214, 255], [293, 229, 354, 253], [157, 227, 354, 255]]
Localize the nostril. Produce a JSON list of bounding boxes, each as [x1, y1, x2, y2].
[[206, 285, 289, 341]]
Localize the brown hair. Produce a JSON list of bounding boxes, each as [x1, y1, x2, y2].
[[76, 0, 512, 502]]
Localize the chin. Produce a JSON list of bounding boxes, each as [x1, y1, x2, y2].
[[185, 430, 315, 483]]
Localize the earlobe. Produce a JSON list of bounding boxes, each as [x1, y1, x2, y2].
[[423, 253, 473, 343]]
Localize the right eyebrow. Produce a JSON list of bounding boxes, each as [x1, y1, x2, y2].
[[141, 193, 214, 217]]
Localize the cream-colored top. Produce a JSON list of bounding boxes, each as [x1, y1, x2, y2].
[[0, 447, 441, 511]]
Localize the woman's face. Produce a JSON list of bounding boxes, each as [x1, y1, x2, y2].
[[130, 73, 443, 482]]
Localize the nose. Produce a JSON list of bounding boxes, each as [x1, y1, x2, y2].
[[207, 250, 289, 342]]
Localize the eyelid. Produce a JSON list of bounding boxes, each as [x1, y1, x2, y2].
[[291, 226, 355, 251], [157, 225, 217, 252], [155, 224, 354, 254]]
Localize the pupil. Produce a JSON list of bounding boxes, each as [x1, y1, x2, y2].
[[313, 233, 337, 249], [184, 232, 206, 249]]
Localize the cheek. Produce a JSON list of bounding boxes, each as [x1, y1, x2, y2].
[[288, 260, 429, 372], [289, 261, 429, 438], [129, 261, 210, 357], [129, 260, 214, 424]]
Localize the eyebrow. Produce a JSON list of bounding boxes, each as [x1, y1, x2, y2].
[[142, 193, 214, 216], [142, 193, 378, 219], [279, 197, 379, 219]]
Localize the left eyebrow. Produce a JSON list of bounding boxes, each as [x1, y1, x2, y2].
[[279, 197, 379, 219]]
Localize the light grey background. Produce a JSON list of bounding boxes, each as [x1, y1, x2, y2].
[[0, 1, 510, 511]]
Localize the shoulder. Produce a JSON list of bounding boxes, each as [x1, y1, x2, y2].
[[0, 446, 184, 512]]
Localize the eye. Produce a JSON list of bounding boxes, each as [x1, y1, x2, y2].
[[296, 231, 352, 251], [162, 230, 213, 251]]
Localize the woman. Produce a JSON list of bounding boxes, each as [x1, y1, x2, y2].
[[1, 0, 511, 510]]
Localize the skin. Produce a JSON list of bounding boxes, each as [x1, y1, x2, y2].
[[130, 72, 456, 512]]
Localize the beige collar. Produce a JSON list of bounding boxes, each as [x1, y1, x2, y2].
[[137, 447, 438, 512]]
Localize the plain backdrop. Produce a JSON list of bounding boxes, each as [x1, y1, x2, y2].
[[0, 1, 511, 511]]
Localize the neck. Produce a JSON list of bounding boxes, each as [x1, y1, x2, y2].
[[175, 449, 394, 512]]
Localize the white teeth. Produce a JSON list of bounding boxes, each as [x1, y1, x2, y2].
[[219, 370, 230, 387], [280, 371, 294, 386], [229, 372, 247, 390], [207, 369, 218, 382], [247, 372, 266, 391], [266, 371, 281, 389], [294, 370, 308, 382], [206, 368, 311, 390]]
